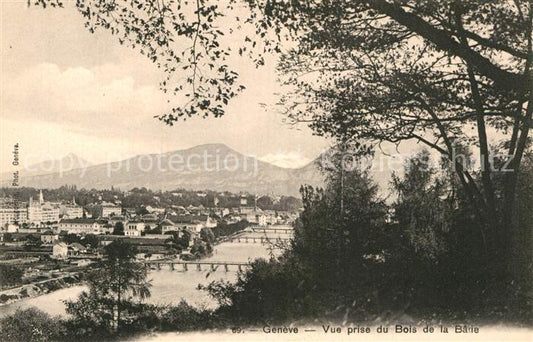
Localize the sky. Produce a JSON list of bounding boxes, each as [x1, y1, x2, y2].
[[0, 1, 331, 173]]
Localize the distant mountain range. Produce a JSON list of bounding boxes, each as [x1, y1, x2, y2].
[[1, 144, 325, 196], [23, 153, 93, 178]]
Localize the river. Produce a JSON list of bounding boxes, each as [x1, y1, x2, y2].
[[0, 230, 288, 317]]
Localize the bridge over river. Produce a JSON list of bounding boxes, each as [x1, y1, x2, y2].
[[249, 225, 294, 234], [145, 260, 251, 272], [224, 236, 292, 243], [0, 225, 293, 317], [145, 226, 294, 272]]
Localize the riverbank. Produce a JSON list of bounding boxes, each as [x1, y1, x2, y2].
[[0, 234, 231, 311], [0, 228, 281, 318], [0, 273, 82, 307]]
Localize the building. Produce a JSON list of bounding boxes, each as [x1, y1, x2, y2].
[[0, 200, 28, 226], [59, 218, 103, 235], [27, 191, 60, 224], [160, 219, 178, 234], [69, 242, 87, 254], [4, 223, 19, 233], [168, 214, 215, 232], [257, 214, 268, 226], [92, 202, 121, 218], [215, 208, 230, 218], [195, 215, 216, 228], [100, 223, 114, 235], [109, 215, 127, 228], [124, 228, 141, 237], [52, 242, 69, 259], [240, 209, 265, 224], [145, 206, 166, 214], [41, 231, 59, 244], [125, 221, 145, 237], [60, 198, 83, 219], [141, 214, 159, 230], [122, 208, 137, 218], [102, 203, 121, 217], [40, 203, 60, 223], [27, 194, 43, 224], [72, 259, 93, 267]]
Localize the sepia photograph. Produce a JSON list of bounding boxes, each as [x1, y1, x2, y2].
[[0, 0, 532, 341]]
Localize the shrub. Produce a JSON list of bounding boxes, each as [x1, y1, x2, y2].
[[0, 308, 65, 342]]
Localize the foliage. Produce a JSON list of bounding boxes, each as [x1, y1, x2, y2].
[[202, 148, 533, 325], [63, 287, 115, 337], [0, 303, 216, 341], [199, 227, 215, 244], [64, 240, 151, 334], [0, 308, 65, 342], [61, 233, 82, 245], [202, 258, 311, 324], [0, 265, 24, 288], [189, 238, 212, 258], [267, 1, 532, 264], [391, 150, 451, 259], [81, 234, 99, 248], [212, 220, 249, 239], [0, 186, 301, 214], [158, 300, 211, 331], [202, 149, 396, 323], [2, 232, 13, 242], [112, 222, 124, 235], [168, 230, 192, 250], [26, 1, 531, 269], [23, 234, 43, 249]]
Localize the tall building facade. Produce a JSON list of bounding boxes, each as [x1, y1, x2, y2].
[[0, 200, 28, 226], [27, 190, 60, 224]]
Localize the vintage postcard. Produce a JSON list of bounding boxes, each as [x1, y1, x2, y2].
[[0, 1, 531, 341]]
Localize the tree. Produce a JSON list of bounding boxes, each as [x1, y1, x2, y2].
[[190, 238, 210, 258], [24, 234, 43, 249], [81, 234, 99, 249], [276, 196, 303, 212], [294, 144, 389, 294], [256, 195, 274, 209], [391, 150, 451, 260], [0, 265, 23, 288], [200, 227, 215, 244], [113, 222, 124, 235], [65, 240, 151, 333], [166, 230, 191, 249], [269, 1, 531, 261], [62, 233, 81, 244], [3, 232, 13, 242], [202, 147, 398, 322]]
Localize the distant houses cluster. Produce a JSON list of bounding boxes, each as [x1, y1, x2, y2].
[[0, 190, 79, 229], [1, 191, 296, 234], [0, 190, 299, 263], [0, 189, 299, 292]]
